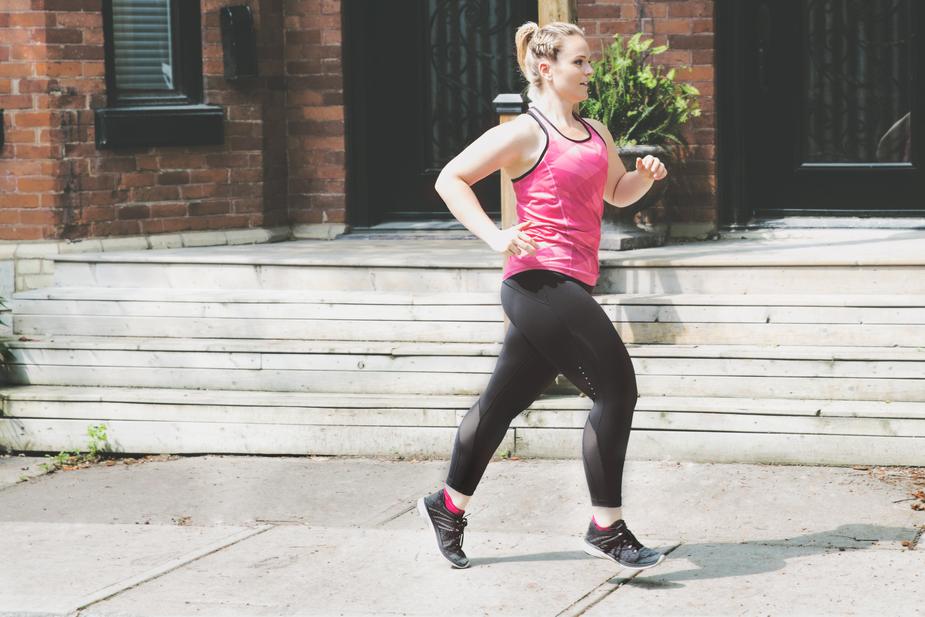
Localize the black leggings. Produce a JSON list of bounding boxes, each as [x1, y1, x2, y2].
[[445, 268, 639, 508]]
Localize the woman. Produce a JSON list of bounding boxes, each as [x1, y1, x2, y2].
[[417, 21, 668, 570]]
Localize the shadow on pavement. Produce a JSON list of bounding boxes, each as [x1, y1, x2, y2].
[[612, 523, 916, 588]]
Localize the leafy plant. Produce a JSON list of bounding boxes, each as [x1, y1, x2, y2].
[[40, 423, 111, 472], [580, 33, 701, 147]]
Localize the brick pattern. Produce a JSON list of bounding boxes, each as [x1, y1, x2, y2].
[[1, 0, 713, 240], [0, 1, 58, 240], [0, 0, 291, 241], [578, 0, 717, 226], [283, 0, 346, 226]]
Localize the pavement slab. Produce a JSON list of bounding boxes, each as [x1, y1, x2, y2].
[[0, 522, 269, 617], [0, 454, 51, 488], [0, 455, 921, 617], [0, 455, 447, 528], [79, 526, 678, 617], [583, 543, 925, 617], [385, 459, 921, 549]]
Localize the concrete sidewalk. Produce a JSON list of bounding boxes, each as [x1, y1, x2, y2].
[[0, 452, 922, 617]]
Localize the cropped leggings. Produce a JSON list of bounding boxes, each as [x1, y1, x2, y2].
[[445, 268, 639, 508]]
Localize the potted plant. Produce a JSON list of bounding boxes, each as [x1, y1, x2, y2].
[[580, 33, 701, 242]]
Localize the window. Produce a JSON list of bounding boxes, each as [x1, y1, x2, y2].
[[95, 0, 223, 148], [112, 0, 177, 98]]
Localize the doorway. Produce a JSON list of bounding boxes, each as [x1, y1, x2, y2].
[[343, 0, 538, 228], [718, 0, 925, 225]]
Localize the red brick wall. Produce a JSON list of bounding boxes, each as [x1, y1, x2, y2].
[[579, 0, 717, 228], [0, 0, 60, 240], [0, 0, 291, 241], [1, 1, 715, 241], [283, 0, 346, 227]]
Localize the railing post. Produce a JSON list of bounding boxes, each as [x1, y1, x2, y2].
[[538, 0, 577, 26], [493, 93, 527, 334]]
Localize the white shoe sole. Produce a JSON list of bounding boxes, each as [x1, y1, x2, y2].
[[583, 540, 666, 570], [417, 496, 470, 569]]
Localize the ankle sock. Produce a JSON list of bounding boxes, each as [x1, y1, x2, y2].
[[592, 515, 622, 531], [443, 488, 465, 515]]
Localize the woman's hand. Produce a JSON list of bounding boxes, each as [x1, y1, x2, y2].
[[487, 220, 540, 258], [636, 155, 668, 181]]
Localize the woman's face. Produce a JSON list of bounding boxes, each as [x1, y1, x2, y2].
[[538, 35, 594, 104]]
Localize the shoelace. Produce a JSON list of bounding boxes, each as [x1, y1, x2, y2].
[[447, 514, 469, 550], [596, 524, 643, 554]]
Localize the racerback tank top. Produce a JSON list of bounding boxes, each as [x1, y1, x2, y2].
[[501, 105, 609, 288]]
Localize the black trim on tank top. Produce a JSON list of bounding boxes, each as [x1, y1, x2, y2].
[[577, 114, 605, 145], [530, 105, 591, 142], [511, 109, 549, 183]]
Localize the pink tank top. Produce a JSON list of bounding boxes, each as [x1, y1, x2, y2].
[[501, 105, 609, 287]]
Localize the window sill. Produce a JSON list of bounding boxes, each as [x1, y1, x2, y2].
[[95, 104, 224, 148]]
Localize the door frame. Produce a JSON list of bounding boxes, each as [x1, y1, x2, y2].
[[715, 0, 750, 227]]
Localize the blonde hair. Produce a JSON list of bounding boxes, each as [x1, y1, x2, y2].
[[515, 21, 586, 101]]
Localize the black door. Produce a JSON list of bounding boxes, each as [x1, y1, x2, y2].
[[719, 0, 925, 222], [343, 0, 536, 227]]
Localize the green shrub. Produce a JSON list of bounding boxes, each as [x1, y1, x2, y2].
[[580, 33, 701, 147]]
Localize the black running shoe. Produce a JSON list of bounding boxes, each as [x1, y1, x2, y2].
[[417, 489, 470, 569], [583, 519, 665, 570]]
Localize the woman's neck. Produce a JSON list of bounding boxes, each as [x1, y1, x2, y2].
[[531, 97, 581, 126]]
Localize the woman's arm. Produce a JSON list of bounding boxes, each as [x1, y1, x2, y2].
[[584, 117, 668, 208], [435, 117, 540, 255]]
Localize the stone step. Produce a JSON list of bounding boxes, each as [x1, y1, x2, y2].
[[5, 343, 925, 379], [2, 338, 923, 401], [49, 259, 925, 294], [14, 288, 925, 346], [0, 386, 921, 464], [12, 312, 925, 346], [13, 288, 925, 322], [7, 334, 925, 360], [48, 234, 925, 294], [4, 364, 922, 401], [17, 286, 925, 307]]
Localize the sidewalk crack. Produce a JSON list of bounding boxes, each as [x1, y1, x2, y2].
[[72, 524, 274, 615], [555, 542, 682, 617]]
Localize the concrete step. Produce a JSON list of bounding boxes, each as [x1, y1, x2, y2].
[[16, 286, 925, 307], [2, 336, 923, 401], [12, 288, 925, 346], [5, 362, 922, 401], [10, 335, 925, 360], [46, 234, 925, 294], [12, 314, 925, 347], [49, 259, 925, 295], [0, 386, 921, 464], [14, 288, 925, 320], [6, 339, 925, 378]]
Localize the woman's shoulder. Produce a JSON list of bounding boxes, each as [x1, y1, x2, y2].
[[497, 111, 546, 146]]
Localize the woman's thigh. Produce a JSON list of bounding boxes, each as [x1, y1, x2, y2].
[[478, 319, 560, 424], [501, 270, 636, 402]]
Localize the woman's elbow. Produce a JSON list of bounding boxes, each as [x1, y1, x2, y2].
[[434, 169, 463, 195]]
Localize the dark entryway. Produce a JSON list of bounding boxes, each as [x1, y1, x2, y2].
[[343, 0, 537, 227], [718, 0, 925, 224]]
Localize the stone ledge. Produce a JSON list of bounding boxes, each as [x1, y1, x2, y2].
[[0, 226, 296, 261], [0, 226, 297, 293]]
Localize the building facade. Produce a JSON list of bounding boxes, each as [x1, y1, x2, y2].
[[0, 0, 921, 249]]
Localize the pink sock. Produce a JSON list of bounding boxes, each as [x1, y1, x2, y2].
[[592, 515, 616, 531], [443, 488, 464, 515]]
